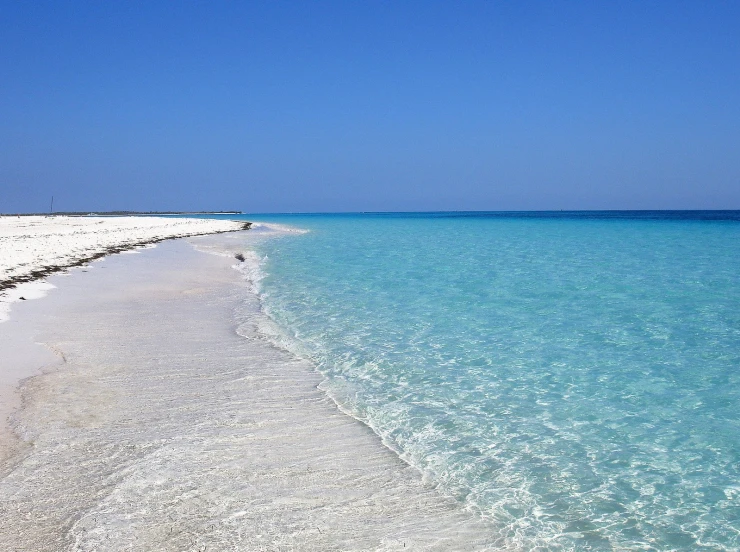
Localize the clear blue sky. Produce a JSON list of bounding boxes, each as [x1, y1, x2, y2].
[[2, 1, 739, 213]]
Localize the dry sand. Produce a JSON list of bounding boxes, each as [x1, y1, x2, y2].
[[0, 215, 245, 284]]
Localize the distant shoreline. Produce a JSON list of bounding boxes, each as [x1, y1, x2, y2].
[[2, 211, 243, 216], [6, 209, 740, 218]]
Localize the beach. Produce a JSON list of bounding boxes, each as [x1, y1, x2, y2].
[[3, 212, 738, 550], [0, 215, 248, 301], [0, 215, 247, 448], [0, 217, 493, 550]]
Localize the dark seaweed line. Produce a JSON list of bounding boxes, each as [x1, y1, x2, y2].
[[0, 221, 251, 293]]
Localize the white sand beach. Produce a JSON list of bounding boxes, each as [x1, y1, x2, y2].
[[0, 219, 494, 550], [0, 215, 246, 295], [0, 216, 247, 449]]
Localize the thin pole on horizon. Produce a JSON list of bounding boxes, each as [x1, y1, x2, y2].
[[50, 196, 54, 215]]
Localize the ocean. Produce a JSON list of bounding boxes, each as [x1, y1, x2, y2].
[[230, 211, 740, 550]]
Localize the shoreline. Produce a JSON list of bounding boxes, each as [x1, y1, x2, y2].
[[0, 226, 250, 292], [0, 215, 251, 464], [0, 231, 495, 549], [5, 211, 244, 216], [0, 215, 250, 293]]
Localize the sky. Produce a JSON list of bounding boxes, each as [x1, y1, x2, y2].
[[1, 1, 739, 213]]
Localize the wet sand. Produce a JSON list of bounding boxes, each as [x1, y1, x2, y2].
[[0, 215, 246, 457], [0, 234, 495, 550]]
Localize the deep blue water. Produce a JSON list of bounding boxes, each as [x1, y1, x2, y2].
[[226, 212, 740, 550]]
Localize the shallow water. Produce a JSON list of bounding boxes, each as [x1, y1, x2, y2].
[[0, 236, 493, 551], [237, 212, 740, 550]]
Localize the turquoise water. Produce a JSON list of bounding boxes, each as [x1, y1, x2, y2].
[[239, 212, 740, 550]]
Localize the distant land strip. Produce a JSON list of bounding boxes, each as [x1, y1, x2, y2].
[[2, 211, 243, 216]]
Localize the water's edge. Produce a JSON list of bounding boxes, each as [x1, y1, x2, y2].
[[0, 234, 497, 550]]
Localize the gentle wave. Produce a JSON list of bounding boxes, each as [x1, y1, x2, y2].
[[237, 214, 740, 550]]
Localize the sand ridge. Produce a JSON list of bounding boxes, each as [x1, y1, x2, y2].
[[0, 215, 248, 320], [0, 215, 247, 287]]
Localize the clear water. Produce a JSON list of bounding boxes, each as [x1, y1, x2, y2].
[[236, 212, 740, 550], [0, 238, 493, 550]]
